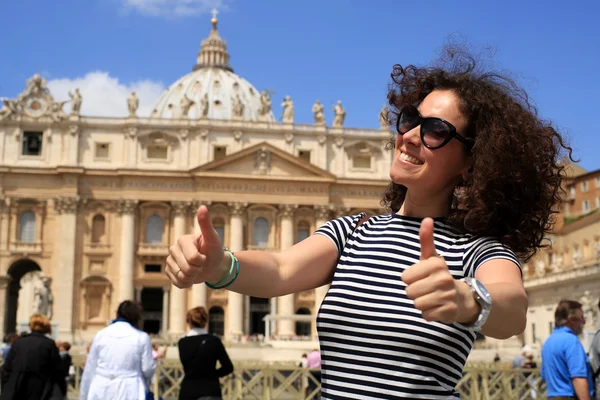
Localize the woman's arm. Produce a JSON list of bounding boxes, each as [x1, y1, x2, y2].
[[215, 339, 234, 377], [167, 206, 339, 297], [458, 259, 528, 339]]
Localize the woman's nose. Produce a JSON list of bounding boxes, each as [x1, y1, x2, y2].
[[402, 125, 422, 147]]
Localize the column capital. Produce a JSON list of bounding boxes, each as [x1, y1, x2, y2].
[[279, 204, 298, 219], [191, 200, 212, 211], [54, 196, 84, 214], [314, 204, 333, 221], [228, 202, 247, 217], [116, 199, 138, 215], [333, 206, 351, 219], [171, 201, 191, 216]]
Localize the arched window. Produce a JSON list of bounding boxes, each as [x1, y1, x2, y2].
[[208, 306, 225, 337], [295, 308, 312, 337], [19, 211, 36, 242], [253, 217, 269, 247], [91, 214, 106, 243], [146, 215, 163, 244], [213, 218, 225, 245], [296, 221, 311, 243]]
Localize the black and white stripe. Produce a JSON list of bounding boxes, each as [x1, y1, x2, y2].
[[315, 213, 520, 399]]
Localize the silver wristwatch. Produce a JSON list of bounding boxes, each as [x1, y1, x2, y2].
[[456, 277, 492, 331]]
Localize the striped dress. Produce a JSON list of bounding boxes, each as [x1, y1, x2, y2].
[[315, 213, 520, 399]]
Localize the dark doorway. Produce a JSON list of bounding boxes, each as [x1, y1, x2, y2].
[[295, 308, 312, 336], [140, 287, 163, 335], [249, 297, 269, 335], [208, 306, 224, 337], [5, 259, 42, 335]]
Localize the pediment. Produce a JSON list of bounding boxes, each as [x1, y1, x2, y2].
[[191, 142, 335, 180]]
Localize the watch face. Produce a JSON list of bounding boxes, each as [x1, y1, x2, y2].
[[474, 280, 492, 306]]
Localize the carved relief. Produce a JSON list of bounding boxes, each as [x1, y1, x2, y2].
[[233, 130, 243, 142], [138, 132, 179, 148], [254, 146, 272, 175]]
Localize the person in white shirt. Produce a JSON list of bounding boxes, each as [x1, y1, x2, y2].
[[80, 301, 155, 400]]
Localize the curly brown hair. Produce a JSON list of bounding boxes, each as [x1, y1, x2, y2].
[[382, 46, 574, 261]]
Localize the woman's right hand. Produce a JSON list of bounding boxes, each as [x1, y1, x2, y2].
[[166, 205, 226, 288]]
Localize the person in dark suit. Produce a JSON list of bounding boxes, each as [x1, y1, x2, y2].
[[57, 341, 73, 386], [178, 306, 234, 400], [0, 313, 67, 400]]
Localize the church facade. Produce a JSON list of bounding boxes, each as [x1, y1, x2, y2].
[[0, 15, 391, 342]]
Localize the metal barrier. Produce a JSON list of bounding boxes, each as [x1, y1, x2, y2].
[[25, 357, 551, 399]]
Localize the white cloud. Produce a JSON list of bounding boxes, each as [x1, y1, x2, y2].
[[47, 71, 165, 117], [123, 0, 226, 17]]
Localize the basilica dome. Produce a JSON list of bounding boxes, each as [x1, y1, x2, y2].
[[151, 15, 275, 122]]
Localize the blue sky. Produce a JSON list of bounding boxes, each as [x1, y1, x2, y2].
[[1, 0, 599, 170]]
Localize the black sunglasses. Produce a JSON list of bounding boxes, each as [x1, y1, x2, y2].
[[395, 105, 474, 150]]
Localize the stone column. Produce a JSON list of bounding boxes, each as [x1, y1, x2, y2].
[[54, 196, 81, 339], [162, 286, 170, 336], [117, 199, 138, 303], [191, 201, 209, 309], [227, 202, 246, 340], [125, 128, 137, 167], [0, 276, 11, 339], [277, 204, 297, 337], [169, 201, 190, 336], [313, 205, 332, 333]]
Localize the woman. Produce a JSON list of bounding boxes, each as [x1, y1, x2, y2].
[[166, 46, 572, 399], [178, 306, 233, 400], [0, 313, 66, 400], [80, 300, 155, 400]]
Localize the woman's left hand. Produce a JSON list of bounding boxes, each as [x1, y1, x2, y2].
[[401, 218, 477, 324]]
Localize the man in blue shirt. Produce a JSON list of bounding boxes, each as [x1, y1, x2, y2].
[[541, 299, 593, 400]]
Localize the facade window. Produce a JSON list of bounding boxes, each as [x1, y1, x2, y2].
[[91, 214, 106, 243], [147, 145, 168, 160], [252, 217, 269, 247], [569, 186, 576, 199], [19, 211, 36, 242], [581, 181, 589, 193], [144, 264, 161, 273], [295, 308, 312, 336], [22, 131, 43, 156], [595, 176, 600, 188], [296, 221, 310, 243], [582, 200, 591, 214], [596, 197, 600, 209], [298, 150, 311, 163], [353, 155, 371, 169], [213, 218, 225, 244], [208, 306, 225, 337], [145, 215, 164, 243], [213, 146, 226, 161], [95, 143, 110, 159]]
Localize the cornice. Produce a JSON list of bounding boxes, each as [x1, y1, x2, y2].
[[524, 262, 600, 292]]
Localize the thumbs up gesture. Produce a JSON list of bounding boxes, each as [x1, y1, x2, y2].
[[166, 205, 226, 288], [401, 218, 461, 324]]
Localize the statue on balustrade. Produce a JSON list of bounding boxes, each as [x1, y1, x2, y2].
[[200, 93, 210, 118], [580, 290, 596, 330], [332, 100, 346, 128], [281, 96, 294, 123], [312, 100, 325, 126], [572, 247, 583, 267], [128, 91, 139, 117], [69, 88, 82, 116]]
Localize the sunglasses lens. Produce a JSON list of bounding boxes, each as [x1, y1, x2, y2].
[[398, 107, 420, 134], [422, 119, 452, 148]]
